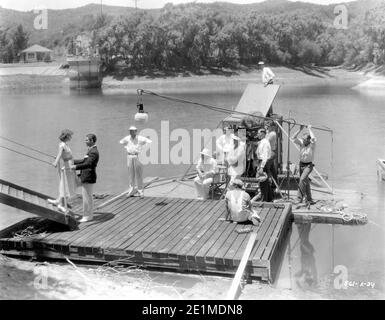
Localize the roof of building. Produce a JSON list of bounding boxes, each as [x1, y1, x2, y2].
[[21, 44, 52, 53]]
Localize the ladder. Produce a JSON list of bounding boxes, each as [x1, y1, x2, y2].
[[0, 179, 79, 230]]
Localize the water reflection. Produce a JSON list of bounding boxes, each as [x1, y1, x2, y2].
[[294, 223, 318, 289]]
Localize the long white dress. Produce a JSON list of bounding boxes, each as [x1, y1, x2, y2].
[[57, 142, 77, 198]]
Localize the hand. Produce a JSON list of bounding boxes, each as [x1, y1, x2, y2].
[[70, 165, 76, 170], [52, 162, 57, 168], [258, 167, 264, 175], [307, 125, 312, 130], [300, 125, 305, 131]]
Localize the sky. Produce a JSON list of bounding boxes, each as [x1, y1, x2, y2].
[[0, 0, 356, 12]]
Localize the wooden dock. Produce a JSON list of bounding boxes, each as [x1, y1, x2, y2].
[[0, 194, 292, 282]]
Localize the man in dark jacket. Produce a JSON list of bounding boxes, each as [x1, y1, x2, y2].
[[71, 133, 99, 222]]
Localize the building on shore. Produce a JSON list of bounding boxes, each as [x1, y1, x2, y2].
[[21, 44, 52, 63]]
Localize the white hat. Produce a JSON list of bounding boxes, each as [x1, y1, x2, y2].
[[200, 148, 212, 157], [129, 126, 138, 131], [258, 61, 265, 65]]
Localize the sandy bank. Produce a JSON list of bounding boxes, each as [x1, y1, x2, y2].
[[0, 65, 368, 94]]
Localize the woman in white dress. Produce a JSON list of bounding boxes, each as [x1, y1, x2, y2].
[[48, 129, 78, 208]]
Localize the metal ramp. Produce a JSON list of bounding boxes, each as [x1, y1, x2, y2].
[[0, 179, 79, 230]]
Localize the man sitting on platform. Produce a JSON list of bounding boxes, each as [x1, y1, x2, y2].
[[194, 148, 217, 200], [225, 179, 261, 225]]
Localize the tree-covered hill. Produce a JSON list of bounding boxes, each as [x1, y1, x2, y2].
[[0, 0, 384, 70]]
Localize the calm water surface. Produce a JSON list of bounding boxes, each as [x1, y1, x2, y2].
[[0, 80, 384, 299]]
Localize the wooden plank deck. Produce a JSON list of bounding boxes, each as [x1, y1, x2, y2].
[[0, 195, 292, 282]]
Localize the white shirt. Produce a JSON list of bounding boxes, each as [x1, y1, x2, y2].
[[294, 138, 316, 163], [256, 138, 271, 169], [196, 157, 217, 176], [262, 67, 275, 84], [227, 142, 246, 176], [120, 135, 152, 154], [216, 134, 234, 154], [266, 131, 277, 152]]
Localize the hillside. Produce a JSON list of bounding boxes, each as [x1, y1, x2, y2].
[[0, 0, 384, 70], [0, 0, 383, 47]]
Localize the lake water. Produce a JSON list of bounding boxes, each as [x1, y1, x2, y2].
[[0, 77, 384, 299]]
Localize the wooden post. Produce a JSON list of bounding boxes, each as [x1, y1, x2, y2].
[[226, 231, 258, 300]]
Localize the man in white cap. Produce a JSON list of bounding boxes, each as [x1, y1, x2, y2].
[[259, 61, 275, 86], [227, 134, 246, 186], [194, 148, 218, 200], [224, 179, 260, 225], [216, 126, 234, 164], [119, 126, 152, 197], [255, 128, 273, 202]]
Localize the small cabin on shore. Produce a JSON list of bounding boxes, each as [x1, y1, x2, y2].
[[21, 44, 52, 63]]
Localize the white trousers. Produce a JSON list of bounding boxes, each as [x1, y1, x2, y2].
[[127, 155, 143, 191], [194, 176, 213, 200], [81, 183, 94, 218]]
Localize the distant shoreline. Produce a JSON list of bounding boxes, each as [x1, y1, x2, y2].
[[0, 64, 371, 93]]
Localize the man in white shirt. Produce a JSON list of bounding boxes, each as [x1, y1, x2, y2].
[[259, 61, 275, 86], [216, 126, 234, 164], [292, 125, 317, 205], [119, 126, 152, 197], [194, 148, 217, 200], [265, 121, 278, 189], [227, 135, 246, 187], [255, 128, 273, 202]]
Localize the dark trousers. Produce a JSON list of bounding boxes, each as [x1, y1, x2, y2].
[[297, 162, 314, 202], [266, 153, 278, 189], [260, 165, 273, 202]]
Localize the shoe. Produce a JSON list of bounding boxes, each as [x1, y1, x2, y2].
[[48, 199, 59, 206], [250, 215, 261, 226], [307, 200, 316, 206], [137, 190, 144, 198], [79, 216, 93, 223], [292, 199, 303, 205], [57, 205, 69, 213], [197, 197, 204, 200], [126, 187, 134, 198]]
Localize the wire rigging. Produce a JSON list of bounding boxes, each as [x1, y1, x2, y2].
[[0, 145, 53, 166], [0, 135, 55, 159], [139, 89, 333, 134]]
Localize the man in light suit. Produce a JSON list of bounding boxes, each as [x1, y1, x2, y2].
[[70, 133, 99, 222]]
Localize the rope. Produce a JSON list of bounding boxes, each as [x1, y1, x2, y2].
[[0, 145, 53, 166], [139, 89, 334, 133], [0, 135, 55, 159]]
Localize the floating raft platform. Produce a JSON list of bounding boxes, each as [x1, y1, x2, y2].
[[0, 194, 292, 282]]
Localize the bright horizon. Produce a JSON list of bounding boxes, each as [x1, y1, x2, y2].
[[0, 0, 357, 12]]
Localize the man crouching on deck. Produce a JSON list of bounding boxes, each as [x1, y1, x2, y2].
[[224, 179, 261, 225], [120, 126, 152, 198]]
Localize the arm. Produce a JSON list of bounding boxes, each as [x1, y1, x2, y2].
[[119, 136, 128, 145], [52, 144, 64, 167], [308, 125, 316, 143], [196, 158, 204, 177], [258, 142, 269, 172], [292, 125, 304, 145], [216, 136, 224, 153], [140, 137, 152, 147], [74, 150, 98, 170]]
